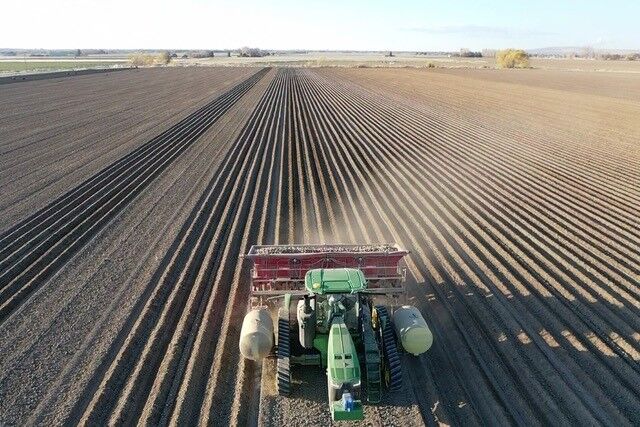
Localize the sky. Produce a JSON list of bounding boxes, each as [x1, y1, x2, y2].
[[2, 0, 639, 51]]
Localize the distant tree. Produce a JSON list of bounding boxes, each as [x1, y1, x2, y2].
[[190, 51, 215, 58], [496, 49, 530, 68], [157, 51, 171, 64], [129, 54, 153, 66], [75, 49, 82, 57], [459, 48, 482, 58], [129, 52, 171, 66], [182, 54, 189, 59], [239, 47, 263, 57]]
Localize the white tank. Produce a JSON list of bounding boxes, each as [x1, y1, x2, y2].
[[392, 306, 433, 356], [239, 308, 274, 361]]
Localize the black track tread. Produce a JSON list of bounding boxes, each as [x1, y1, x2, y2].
[[361, 305, 382, 403], [276, 309, 291, 396], [375, 305, 403, 392]]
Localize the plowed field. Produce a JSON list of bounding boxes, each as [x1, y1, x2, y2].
[[1, 67, 638, 426]]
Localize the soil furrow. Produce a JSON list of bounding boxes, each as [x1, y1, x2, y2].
[[1, 65, 638, 426], [0, 69, 269, 323]]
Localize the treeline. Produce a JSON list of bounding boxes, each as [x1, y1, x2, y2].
[[239, 47, 270, 57], [453, 49, 483, 58], [599, 53, 640, 61], [529, 50, 640, 61]]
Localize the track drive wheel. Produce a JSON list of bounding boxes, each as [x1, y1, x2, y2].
[[374, 305, 402, 392], [276, 308, 291, 396]]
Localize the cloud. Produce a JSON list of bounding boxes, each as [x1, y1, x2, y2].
[[401, 25, 555, 38]]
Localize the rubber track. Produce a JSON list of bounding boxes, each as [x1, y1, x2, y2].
[[375, 306, 402, 392], [361, 305, 381, 402], [277, 311, 292, 396], [0, 68, 269, 323]]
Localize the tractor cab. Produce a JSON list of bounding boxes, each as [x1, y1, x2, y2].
[[305, 268, 364, 334]]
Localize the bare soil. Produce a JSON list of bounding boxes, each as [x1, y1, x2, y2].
[[0, 66, 638, 426], [0, 67, 253, 230]]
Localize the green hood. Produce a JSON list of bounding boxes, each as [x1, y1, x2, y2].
[[305, 268, 366, 294]]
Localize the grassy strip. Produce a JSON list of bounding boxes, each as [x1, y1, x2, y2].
[[0, 61, 125, 72]]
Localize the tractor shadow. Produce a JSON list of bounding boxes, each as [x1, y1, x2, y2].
[[403, 271, 640, 426]]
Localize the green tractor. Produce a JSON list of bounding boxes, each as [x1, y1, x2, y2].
[[240, 244, 433, 421]]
